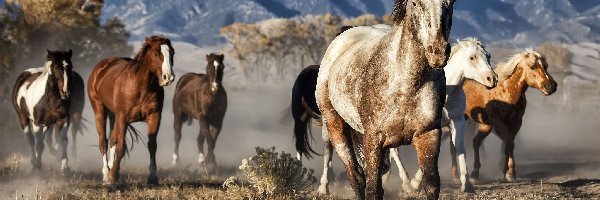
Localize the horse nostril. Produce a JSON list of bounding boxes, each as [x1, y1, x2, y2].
[[162, 74, 168, 81], [487, 76, 492, 82]]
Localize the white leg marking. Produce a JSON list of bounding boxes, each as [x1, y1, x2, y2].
[[198, 153, 205, 164], [171, 153, 179, 165], [296, 152, 302, 161], [102, 154, 109, 182], [318, 128, 332, 195], [390, 148, 415, 192], [108, 146, 115, 169]]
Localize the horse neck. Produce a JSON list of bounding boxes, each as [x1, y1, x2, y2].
[[443, 55, 465, 86], [387, 23, 428, 80], [138, 56, 161, 86], [497, 66, 528, 105]]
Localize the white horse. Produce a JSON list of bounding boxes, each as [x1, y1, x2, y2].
[[383, 38, 497, 193]]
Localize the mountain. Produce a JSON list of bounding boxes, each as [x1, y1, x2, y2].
[[100, 0, 600, 46]]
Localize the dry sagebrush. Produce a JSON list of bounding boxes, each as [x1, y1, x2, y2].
[[224, 147, 317, 196]]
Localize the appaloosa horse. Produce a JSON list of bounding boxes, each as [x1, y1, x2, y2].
[[12, 50, 73, 171], [316, 0, 455, 199], [465, 49, 557, 184], [385, 38, 497, 193], [172, 53, 227, 172], [47, 71, 86, 160], [88, 36, 175, 185]]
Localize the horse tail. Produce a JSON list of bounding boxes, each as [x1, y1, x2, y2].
[[124, 124, 144, 158], [291, 66, 321, 159]]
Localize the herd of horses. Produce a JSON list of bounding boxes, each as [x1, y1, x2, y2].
[[9, 0, 560, 199]]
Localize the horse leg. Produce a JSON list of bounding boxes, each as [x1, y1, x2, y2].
[[449, 134, 459, 183], [197, 118, 208, 166], [32, 125, 47, 171], [325, 116, 365, 198], [70, 112, 82, 160], [389, 147, 414, 193], [108, 114, 126, 184], [146, 112, 161, 185], [208, 125, 221, 172], [172, 111, 184, 165], [45, 125, 58, 157], [317, 128, 333, 195], [364, 131, 384, 199], [450, 118, 473, 192], [413, 129, 441, 200], [92, 104, 110, 183], [56, 119, 70, 171], [23, 124, 37, 169], [470, 123, 491, 184]]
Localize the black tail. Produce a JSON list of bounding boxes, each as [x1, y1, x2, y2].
[[292, 65, 321, 159], [124, 124, 145, 158]]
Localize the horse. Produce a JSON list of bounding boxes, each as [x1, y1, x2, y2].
[[292, 26, 353, 161], [12, 49, 74, 171], [464, 49, 557, 184], [87, 36, 175, 185], [291, 65, 321, 160], [46, 71, 86, 160], [171, 53, 227, 172], [315, 0, 455, 199], [384, 38, 497, 193]]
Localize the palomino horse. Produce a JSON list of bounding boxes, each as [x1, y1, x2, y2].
[[47, 71, 86, 160], [385, 38, 497, 193], [465, 49, 557, 183], [172, 53, 227, 172], [315, 0, 455, 199], [88, 36, 175, 185], [12, 50, 73, 171]]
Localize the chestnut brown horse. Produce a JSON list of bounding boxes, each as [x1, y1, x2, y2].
[[316, 0, 455, 198], [12, 50, 73, 171], [464, 49, 557, 184], [88, 36, 175, 185], [172, 53, 227, 172]]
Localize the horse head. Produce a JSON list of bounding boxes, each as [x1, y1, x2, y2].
[[206, 53, 225, 92], [140, 36, 175, 87], [452, 38, 497, 88], [393, 0, 455, 68], [46, 49, 73, 100], [520, 50, 557, 96]]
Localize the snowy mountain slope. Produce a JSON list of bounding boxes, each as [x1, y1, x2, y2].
[[101, 0, 600, 46]]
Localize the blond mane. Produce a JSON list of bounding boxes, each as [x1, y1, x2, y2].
[[494, 48, 542, 80]]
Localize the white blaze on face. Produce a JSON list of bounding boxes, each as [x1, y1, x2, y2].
[[62, 60, 69, 96], [160, 44, 173, 80], [212, 60, 219, 87], [198, 153, 205, 163]]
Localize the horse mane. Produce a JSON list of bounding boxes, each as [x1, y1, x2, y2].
[[132, 35, 173, 62], [448, 37, 485, 60], [391, 0, 407, 25], [495, 48, 541, 80]]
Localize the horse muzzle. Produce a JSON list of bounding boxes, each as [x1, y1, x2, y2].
[[60, 91, 69, 100], [160, 73, 175, 87], [542, 82, 557, 96]]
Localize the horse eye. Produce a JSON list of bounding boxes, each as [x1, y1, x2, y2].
[[470, 56, 474, 60]]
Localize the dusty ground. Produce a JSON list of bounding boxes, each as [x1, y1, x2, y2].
[[1, 42, 599, 199]]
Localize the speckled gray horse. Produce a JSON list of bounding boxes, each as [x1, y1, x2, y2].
[[315, 0, 455, 199]]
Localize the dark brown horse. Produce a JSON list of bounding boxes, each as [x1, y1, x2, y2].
[[464, 49, 557, 184], [47, 71, 86, 159], [12, 50, 73, 171], [88, 36, 175, 185], [172, 53, 227, 172]]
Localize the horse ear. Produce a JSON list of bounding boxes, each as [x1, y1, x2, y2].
[[46, 49, 52, 60], [145, 37, 151, 43], [206, 54, 211, 61], [445, 0, 456, 7], [219, 54, 225, 61], [67, 49, 73, 59]]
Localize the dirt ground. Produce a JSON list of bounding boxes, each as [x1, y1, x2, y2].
[[1, 80, 600, 199]]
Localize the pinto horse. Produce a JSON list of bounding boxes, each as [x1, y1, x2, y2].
[[465, 49, 557, 184], [12, 50, 73, 171], [385, 38, 497, 193], [47, 71, 86, 160], [172, 53, 227, 172], [315, 0, 455, 198], [88, 36, 175, 185]]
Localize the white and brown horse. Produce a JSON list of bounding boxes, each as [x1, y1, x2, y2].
[[385, 38, 497, 193], [465, 49, 557, 183], [316, 0, 455, 199], [12, 50, 74, 171], [172, 53, 227, 173], [88, 36, 175, 185]]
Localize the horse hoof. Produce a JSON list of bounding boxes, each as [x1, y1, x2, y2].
[[147, 176, 159, 185], [461, 182, 475, 193], [317, 185, 329, 195], [505, 173, 515, 182], [410, 179, 421, 190], [452, 177, 461, 185], [402, 182, 416, 193]]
